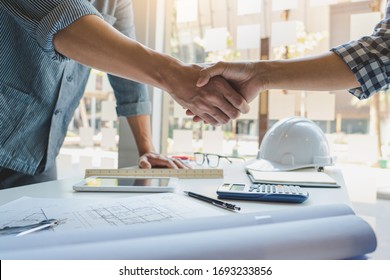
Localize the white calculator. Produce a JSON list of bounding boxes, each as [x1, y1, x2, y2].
[[217, 183, 309, 203]]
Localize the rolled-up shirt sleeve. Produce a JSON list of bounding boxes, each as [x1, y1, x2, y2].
[[1, 0, 102, 61], [331, 10, 390, 100]]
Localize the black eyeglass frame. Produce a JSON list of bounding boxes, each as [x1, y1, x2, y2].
[[194, 152, 246, 167]]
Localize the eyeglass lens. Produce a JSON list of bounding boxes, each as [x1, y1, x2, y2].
[[194, 153, 220, 167], [206, 154, 220, 167], [194, 153, 205, 165]]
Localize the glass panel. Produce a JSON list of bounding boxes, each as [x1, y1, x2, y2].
[[162, 0, 390, 170], [164, 0, 263, 159]]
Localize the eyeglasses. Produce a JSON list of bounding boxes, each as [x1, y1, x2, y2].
[[194, 152, 246, 168]]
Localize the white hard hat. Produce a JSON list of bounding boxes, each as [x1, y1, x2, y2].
[[253, 117, 334, 171]]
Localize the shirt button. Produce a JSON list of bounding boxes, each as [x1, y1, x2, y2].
[[54, 109, 62, 115], [66, 75, 73, 82]]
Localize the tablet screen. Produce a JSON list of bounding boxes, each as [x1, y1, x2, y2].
[[84, 177, 170, 187]]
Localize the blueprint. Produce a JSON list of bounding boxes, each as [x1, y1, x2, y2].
[[0, 203, 377, 260], [0, 194, 227, 234]]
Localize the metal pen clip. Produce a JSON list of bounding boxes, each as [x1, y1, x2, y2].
[[212, 201, 240, 212]]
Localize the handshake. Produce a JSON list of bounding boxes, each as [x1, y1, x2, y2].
[[167, 51, 359, 126], [168, 61, 262, 126]]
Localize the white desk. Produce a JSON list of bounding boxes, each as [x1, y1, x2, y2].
[[2, 163, 381, 260], [0, 163, 351, 213]]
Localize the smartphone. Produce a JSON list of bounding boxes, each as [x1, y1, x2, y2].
[[73, 176, 179, 192]]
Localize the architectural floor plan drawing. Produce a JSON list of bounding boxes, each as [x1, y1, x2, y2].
[[0, 194, 226, 234]]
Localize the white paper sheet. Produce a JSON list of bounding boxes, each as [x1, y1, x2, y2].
[[176, 0, 198, 23], [237, 24, 261, 50], [171, 129, 193, 153], [204, 28, 228, 52], [0, 194, 226, 234], [202, 130, 223, 154], [268, 91, 295, 119], [101, 100, 117, 122], [271, 21, 298, 47], [56, 154, 73, 176], [247, 170, 340, 187], [0, 204, 376, 260], [101, 127, 116, 148], [237, 0, 262, 15], [79, 156, 93, 172], [350, 12, 381, 40], [79, 127, 94, 147]]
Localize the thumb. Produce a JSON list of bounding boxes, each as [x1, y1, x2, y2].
[[196, 62, 226, 87]]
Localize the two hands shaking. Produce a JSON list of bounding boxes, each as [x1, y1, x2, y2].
[[184, 62, 262, 125]]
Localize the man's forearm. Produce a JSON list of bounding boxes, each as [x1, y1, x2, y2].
[[260, 52, 360, 91], [126, 115, 154, 156], [53, 14, 249, 126], [53, 15, 178, 92]]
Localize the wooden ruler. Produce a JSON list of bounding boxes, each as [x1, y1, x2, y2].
[[85, 168, 224, 179]]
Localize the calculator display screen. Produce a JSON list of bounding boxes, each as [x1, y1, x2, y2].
[[230, 184, 245, 191]]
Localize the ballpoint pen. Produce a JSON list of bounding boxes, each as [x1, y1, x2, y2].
[[183, 191, 241, 211]]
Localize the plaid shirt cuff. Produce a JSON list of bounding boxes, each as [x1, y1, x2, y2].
[[331, 41, 390, 99]]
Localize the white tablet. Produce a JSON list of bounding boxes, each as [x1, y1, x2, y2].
[[73, 176, 178, 192]]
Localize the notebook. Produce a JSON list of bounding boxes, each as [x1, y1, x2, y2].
[[247, 170, 340, 188]]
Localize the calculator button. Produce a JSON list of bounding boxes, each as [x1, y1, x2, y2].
[[217, 183, 309, 203]]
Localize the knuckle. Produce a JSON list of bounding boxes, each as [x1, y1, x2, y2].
[[220, 118, 229, 125], [215, 61, 225, 68], [231, 110, 240, 119], [235, 98, 247, 110], [238, 98, 246, 108]]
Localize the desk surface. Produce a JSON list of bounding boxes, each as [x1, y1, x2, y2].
[[5, 163, 385, 260], [0, 163, 351, 214]]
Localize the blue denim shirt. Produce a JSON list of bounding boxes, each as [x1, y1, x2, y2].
[[0, 0, 151, 175]]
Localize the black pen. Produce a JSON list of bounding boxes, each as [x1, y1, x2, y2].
[[183, 191, 241, 211]]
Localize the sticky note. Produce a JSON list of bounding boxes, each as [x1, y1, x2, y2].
[[79, 127, 94, 147], [205, 28, 228, 52], [237, 0, 262, 15], [237, 24, 261, 50]]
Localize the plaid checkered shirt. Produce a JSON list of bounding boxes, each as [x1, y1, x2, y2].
[[331, 1, 390, 99]]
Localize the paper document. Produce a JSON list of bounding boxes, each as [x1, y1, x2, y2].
[[0, 204, 376, 260], [247, 170, 340, 188], [0, 194, 226, 234]]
